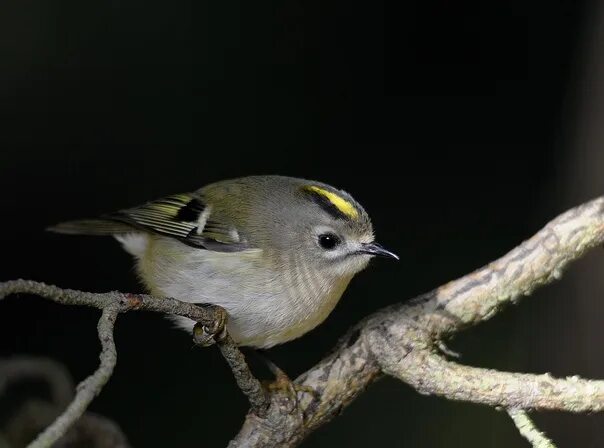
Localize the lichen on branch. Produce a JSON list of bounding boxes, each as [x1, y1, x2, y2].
[[2, 196, 604, 447]]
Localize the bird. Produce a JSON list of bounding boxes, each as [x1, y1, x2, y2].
[[49, 175, 398, 349]]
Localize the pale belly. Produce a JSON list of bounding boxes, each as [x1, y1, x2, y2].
[[122, 234, 352, 348]]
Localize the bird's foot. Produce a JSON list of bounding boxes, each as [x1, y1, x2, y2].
[[262, 357, 317, 404], [192, 304, 228, 347]]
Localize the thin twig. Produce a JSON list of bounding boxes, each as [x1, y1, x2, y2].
[[4, 399, 132, 448], [216, 335, 269, 416], [0, 280, 223, 329], [508, 409, 556, 448], [28, 305, 119, 448], [0, 280, 259, 447], [191, 320, 268, 415]]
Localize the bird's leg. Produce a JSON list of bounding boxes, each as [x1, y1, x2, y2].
[[191, 304, 227, 347], [262, 355, 295, 395], [254, 350, 317, 400]]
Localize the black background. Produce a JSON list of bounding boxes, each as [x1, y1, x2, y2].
[[1, 0, 603, 446]]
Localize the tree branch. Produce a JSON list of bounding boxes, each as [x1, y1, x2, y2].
[[230, 196, 604, 446], [26, 305, 119, 448], [0, 281, 224, 327], [2, 196, 603, 447], [406, 195, 604, 336], [4, 399, 132, 448], [0, 356, 131, 447], [507, 409, 556, 448], [380, 351, 604, 413], [0, 282, 260, 447], [213, 333, 269, 416]]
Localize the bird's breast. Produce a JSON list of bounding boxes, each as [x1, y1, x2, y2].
[[132, 236, 353, 348]]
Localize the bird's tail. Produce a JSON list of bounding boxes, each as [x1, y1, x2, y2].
[[47, 219, 134, 236]]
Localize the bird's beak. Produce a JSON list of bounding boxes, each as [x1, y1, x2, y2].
[[359, 243, 399, 260]]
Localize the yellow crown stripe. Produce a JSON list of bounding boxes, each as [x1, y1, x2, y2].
[[304, 185, 358, 219]]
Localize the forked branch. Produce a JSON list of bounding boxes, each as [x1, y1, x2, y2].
[[1, 196, 603, 447]]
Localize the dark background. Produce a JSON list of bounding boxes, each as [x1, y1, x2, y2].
[[1, 0, 603, 446]]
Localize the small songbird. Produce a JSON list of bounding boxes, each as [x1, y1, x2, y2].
[[50, 175, 398, 348]]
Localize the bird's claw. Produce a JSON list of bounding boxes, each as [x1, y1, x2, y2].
[[263, 359, 317, 408], [192, 305, 227, 347]]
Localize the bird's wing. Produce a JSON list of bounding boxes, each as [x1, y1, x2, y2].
[[48, 193, 248, 252]]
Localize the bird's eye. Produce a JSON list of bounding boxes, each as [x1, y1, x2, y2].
[[318, 233, 341, 250]]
